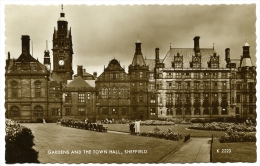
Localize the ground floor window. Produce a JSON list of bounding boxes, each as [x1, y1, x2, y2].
[[176, 108, 182, 115], [249, 107, 253, 114], [51, 108, 61, 116], [194, 108, 200, 115], [203, 108, 209, 115], [221, 107, 227, 115], [122, 108, 128, 115], [150, 108, 156, 115], [10, 106, 19, 116], [167, 108, 173, 115], [65, 108, 71, 116], [34, 105, 43, 116], [235, 107, 239, 114], [112, 108, 118, 115], [185, 108, 191, 115], [102, 108, 108, 115], [212, 107, 218, 115], [78, 108, 85, 116]]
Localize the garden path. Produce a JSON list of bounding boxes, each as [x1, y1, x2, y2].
[[107, 130, 129, 135], [161, 137, 211, 163]]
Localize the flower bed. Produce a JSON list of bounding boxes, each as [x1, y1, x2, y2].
[[140, 120, 175, 126], [219, 129, 256, 143], [140, 126, 184, 141], [5, 119, 39, 163], [188, 122, 256, 132]]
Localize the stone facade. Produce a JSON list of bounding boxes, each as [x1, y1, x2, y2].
[[95, 59, 131, 120], [5, 36, 49, 120]]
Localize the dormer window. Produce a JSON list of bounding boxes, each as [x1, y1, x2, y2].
[[190, 54, 201, 68], [208, 53, 219, 68], [172, 53, 183, 68]]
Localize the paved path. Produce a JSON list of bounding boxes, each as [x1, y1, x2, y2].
[[107, 130, 130, 135], [161, 137, 211, 163]]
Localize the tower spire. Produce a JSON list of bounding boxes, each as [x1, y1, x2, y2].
[[61, 4, 63, 12]]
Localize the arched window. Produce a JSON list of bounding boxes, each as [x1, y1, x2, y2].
[[194, 108, 200, 115], [167, 109, 173, 115], [212, 107, 218, 115], [185, 108, 191, 115], [221, 107, 227, 115], [34, 105, 43, 116], [203, 108, 209, 115], [176, 108, 182, 115], [10, 106, 19, 116]]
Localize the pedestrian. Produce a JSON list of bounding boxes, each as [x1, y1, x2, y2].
[[134, 119, 141, 135]]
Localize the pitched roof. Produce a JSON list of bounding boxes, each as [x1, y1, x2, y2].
[[104, 59, 124, 71], [145, 59, 155, 71], [67, 76, 92, 88], [240, 57, 253, 67], [16, 53, 38, 62], [163, 48, 226, 69], [132, 53, 146, 66]]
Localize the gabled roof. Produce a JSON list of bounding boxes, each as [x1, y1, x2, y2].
[[104, 59, 124, 71], [163, 48, 226, 69], [67, 76, 92, 88]]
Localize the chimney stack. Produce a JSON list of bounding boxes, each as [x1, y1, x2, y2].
[[155, 48, 160, 63], [21, 35, 30, 55], [225, 48, 230, 63], [77, 65, 83, 77], [193, 36, 200, 53]]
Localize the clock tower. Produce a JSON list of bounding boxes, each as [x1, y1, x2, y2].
[[52, 5, 74, 82]]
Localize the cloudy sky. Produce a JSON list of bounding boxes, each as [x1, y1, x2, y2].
[[4, 3, 257, 76]]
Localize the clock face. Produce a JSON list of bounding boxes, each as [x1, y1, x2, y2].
[[59, 60, 64, 66]]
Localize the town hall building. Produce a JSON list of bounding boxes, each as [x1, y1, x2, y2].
[[5, 6, 256, 121]]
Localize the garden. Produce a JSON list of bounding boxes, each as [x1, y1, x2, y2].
[[20, 123, 186, 163], [5, 118, 257, 163]]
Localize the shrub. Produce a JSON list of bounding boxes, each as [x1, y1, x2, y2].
[[219, 130, 256, 143], [5, 119, 39, 163], [188, 122, 256, 132], [140, 126, 183, 141]]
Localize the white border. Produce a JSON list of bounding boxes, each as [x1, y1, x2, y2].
[[0, 1, 259, 166]]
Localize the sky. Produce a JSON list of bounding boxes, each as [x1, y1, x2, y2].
[[3, 3, 257, 76]]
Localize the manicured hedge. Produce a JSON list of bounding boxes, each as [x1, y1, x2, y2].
[[5, 119, 39, 163]]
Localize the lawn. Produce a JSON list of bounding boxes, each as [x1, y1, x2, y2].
[[103, 124, 227, 138], [22, 123, 185, 163], [212, 139, 256, 162]]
